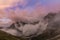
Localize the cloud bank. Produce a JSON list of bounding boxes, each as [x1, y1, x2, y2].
[[0, 0, 60, 39]]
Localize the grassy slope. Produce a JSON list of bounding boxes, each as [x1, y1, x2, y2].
[[0, 30, 24, 40]]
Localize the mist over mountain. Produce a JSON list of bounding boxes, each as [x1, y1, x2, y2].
[[0, 0, 60, 40]]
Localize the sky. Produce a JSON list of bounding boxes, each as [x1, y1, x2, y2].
[[0, 0, 60, 21], [2, 0, 59, 12], [0, 0, 60, 18], [0, 0, 60, 8]]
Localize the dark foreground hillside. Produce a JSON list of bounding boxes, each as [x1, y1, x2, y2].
[[0, 30, 60, 40]]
